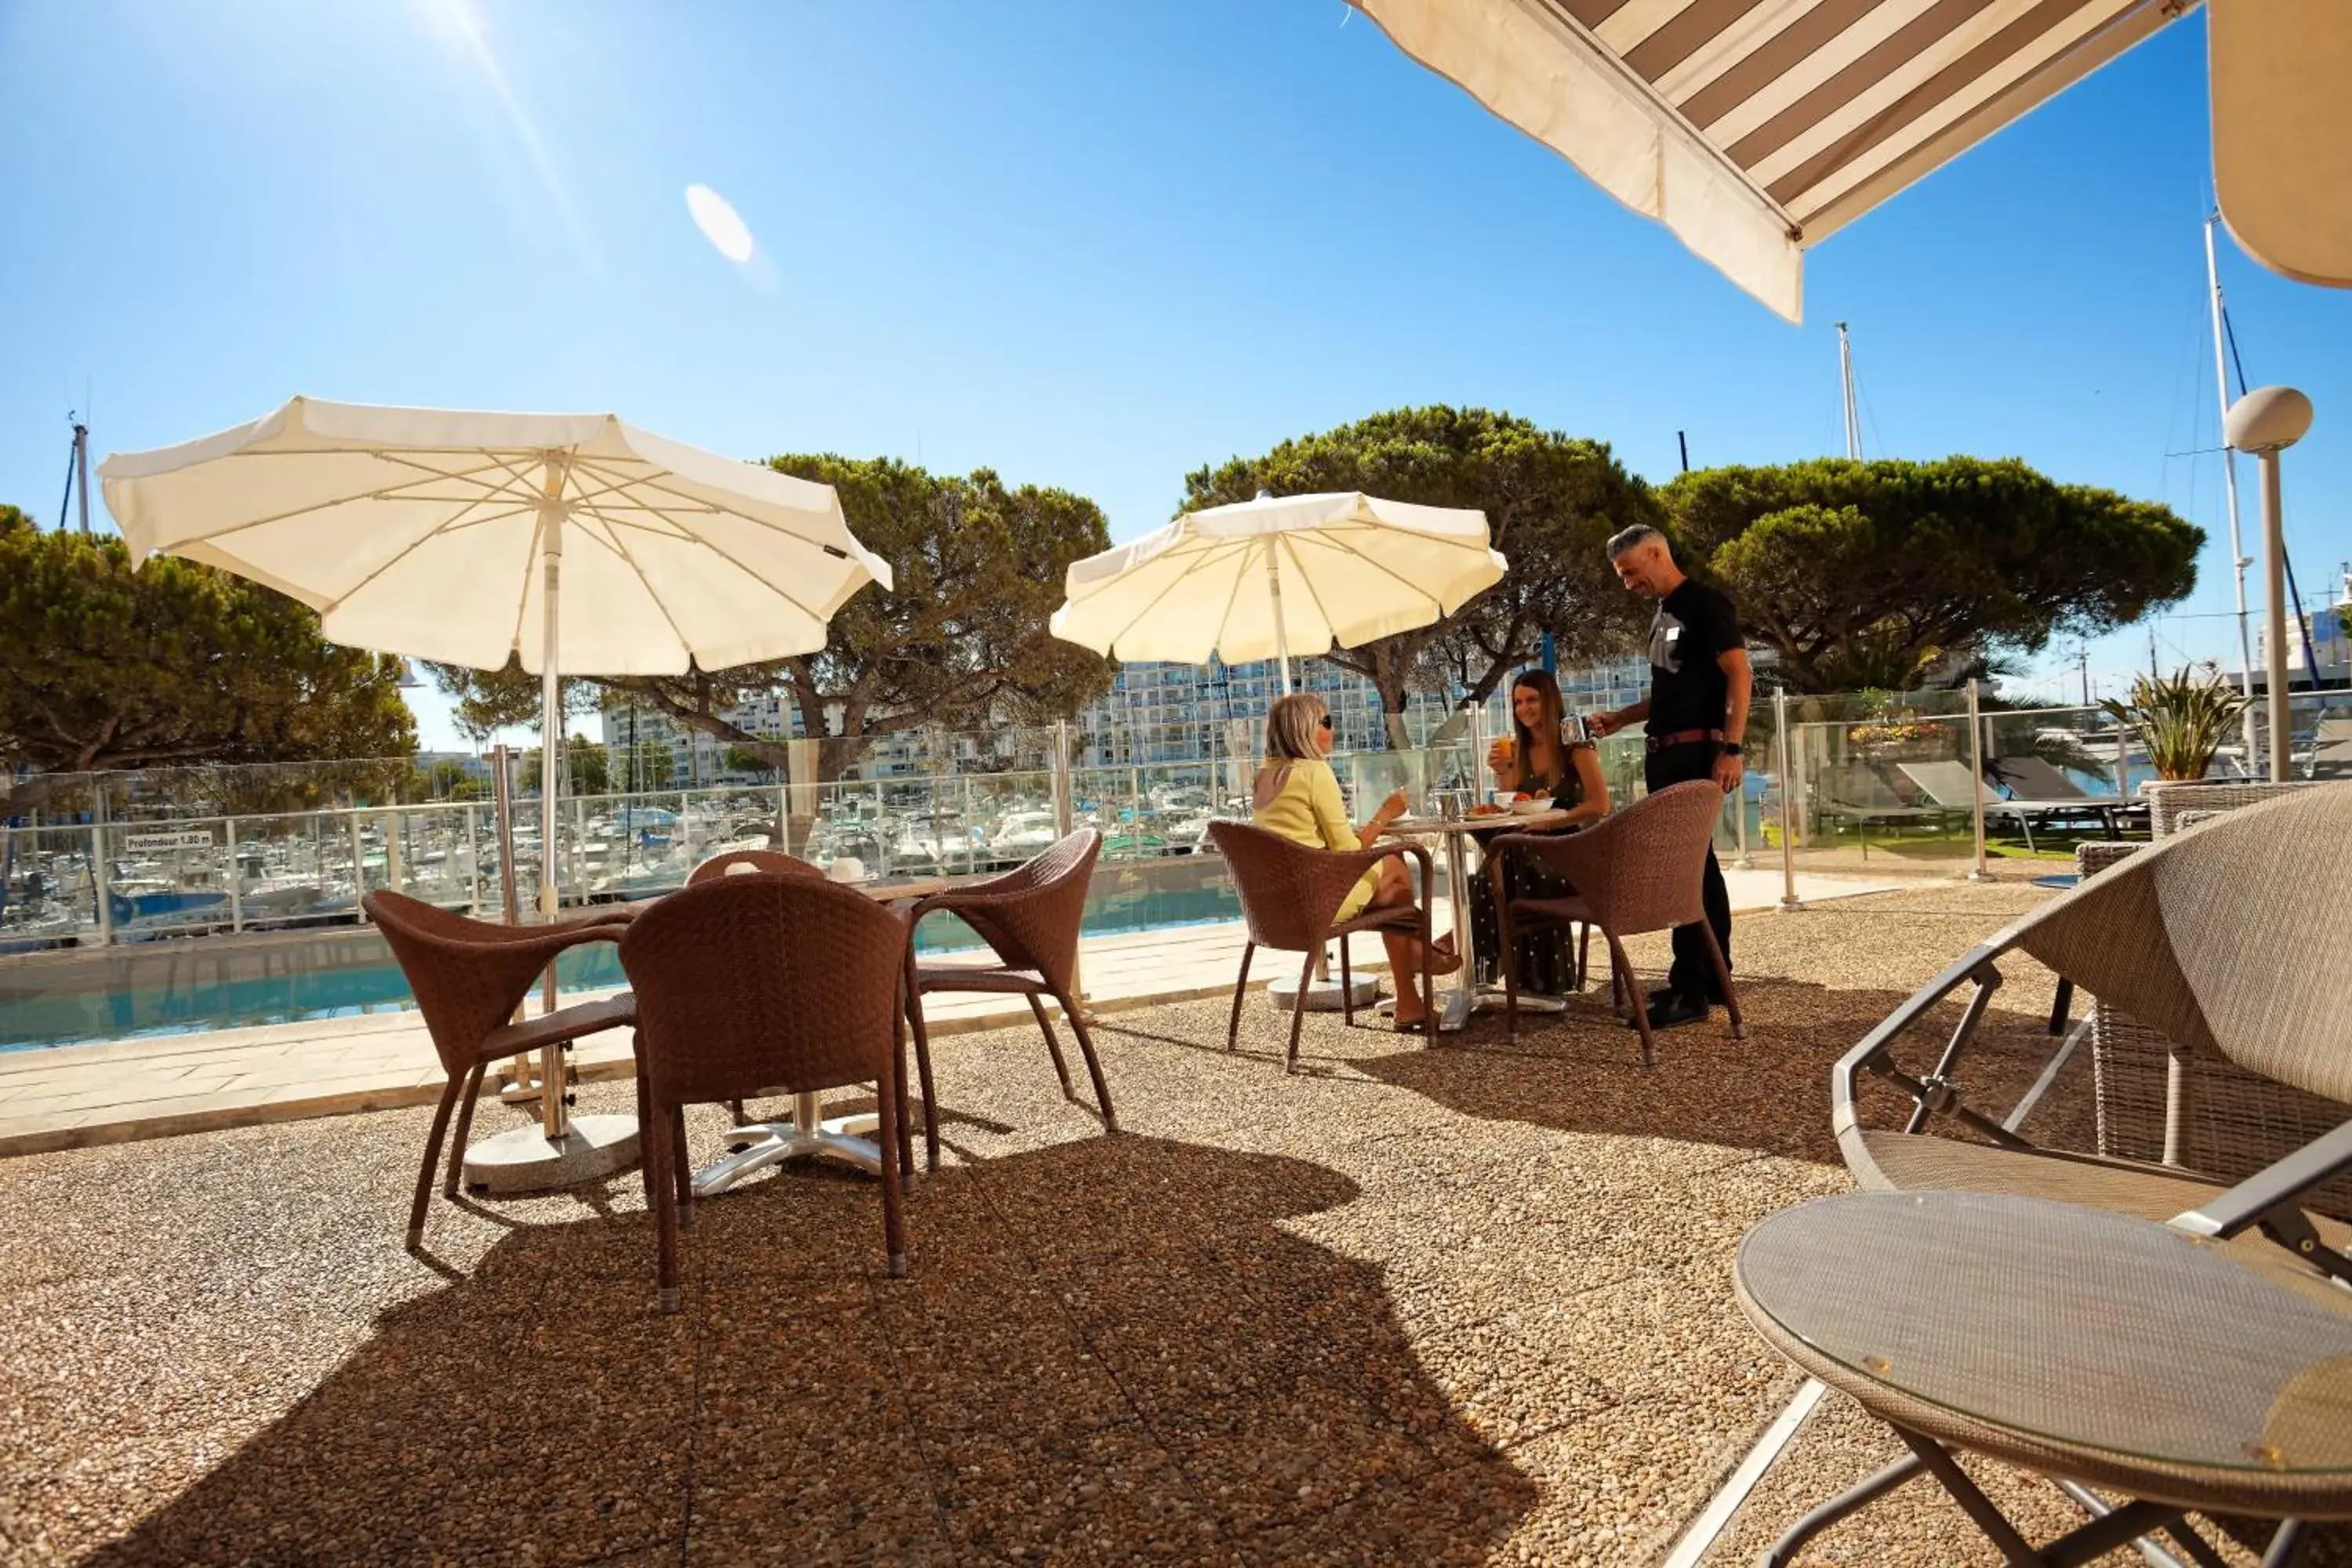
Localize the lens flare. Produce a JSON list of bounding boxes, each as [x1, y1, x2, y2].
[[685, 184, 756, 264]]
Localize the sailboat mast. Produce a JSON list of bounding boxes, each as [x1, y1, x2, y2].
[[2205, 215, 2262, 771], [1835, 322, 1861, 459]]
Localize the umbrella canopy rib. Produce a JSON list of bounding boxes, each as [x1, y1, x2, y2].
[[1106, 537, 1257, 658]]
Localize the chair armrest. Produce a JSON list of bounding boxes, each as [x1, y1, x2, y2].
[[2172, 1120, 2352, 1287], [1831, 942, 2037, 1157]]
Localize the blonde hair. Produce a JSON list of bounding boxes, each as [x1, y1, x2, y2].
[[1263, 692, 1328, 763], [1254, 693, 1330, 810]]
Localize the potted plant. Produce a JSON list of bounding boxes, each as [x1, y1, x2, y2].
[[2100, 667, 2248, 783], [1845, 689, 1950, 762]]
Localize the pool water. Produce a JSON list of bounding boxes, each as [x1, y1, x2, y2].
[[1, 873, 1252, 1051]]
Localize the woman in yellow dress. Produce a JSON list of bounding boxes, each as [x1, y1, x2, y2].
[[1249, 692, 1458, 1032]]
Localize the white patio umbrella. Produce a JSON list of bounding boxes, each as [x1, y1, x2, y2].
[[101, 396, 890, 1176], [1049, 491, 1504, 694]]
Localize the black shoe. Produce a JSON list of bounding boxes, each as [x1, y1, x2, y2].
[[1642, 993, 1711, 1031]]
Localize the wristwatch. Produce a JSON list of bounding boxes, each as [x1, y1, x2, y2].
[[1721, 742, 1744, 757]]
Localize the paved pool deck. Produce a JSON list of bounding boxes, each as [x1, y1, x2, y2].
[[0, 867, 1892, 1158]]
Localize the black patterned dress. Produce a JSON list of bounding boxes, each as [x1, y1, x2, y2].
[[1468, 744, 1594, 995]]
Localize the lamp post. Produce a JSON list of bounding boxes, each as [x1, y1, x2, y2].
[[2223, 386, 2314, 782]]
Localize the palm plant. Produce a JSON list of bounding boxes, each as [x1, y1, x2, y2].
[[2100, 668, 2249, 782]]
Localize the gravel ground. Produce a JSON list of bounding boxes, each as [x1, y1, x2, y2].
[[5, 880, 2328, 1566]]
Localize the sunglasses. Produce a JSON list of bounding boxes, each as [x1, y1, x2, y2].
[[1317, 716, 1334, 730]]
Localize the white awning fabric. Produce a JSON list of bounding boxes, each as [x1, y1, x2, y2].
[[1348, 0, 2194, 321]]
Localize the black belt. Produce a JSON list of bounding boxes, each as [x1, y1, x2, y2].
[[1646, 728, 1726, 752]]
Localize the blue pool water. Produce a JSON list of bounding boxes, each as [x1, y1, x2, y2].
[[1, 873, 1252, 1050]]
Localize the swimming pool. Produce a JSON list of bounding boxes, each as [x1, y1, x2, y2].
[[0, 865, 1252, 1051]]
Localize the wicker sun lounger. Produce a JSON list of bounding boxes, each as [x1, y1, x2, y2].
[[1783, 785, 2352, 1562]]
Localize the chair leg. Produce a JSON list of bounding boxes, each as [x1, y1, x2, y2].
[[407, 1075, 465, 1252], [671, 1104, 694, 1232], [1025, 993, 1078, 1098], [443, 1059, 489, 1198], [891, 1032, 914, 1183], [1497, 902, 1521, 1044], [1577, 924, 1592, 993], [1056, 987, 1116, 1132], [1287, 950, 1315, 1073], [905, 975, 941, 1174], [877, 1052, 907, 1278], [648, 1102, 681, 1313], [634, 1047, 658, 1210], [1226, 942, 1255, 1051], [2048, 977, 2074, 1036], [1700, 924, 1744, 1040], [1338, 938, 1354, 1027], [1607, 932, 1655, 1068]]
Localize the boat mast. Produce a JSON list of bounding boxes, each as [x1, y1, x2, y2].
[[2205, 215, 2261, 770], [1835, 322, 1861, 459]]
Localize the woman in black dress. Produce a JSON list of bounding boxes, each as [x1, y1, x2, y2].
[[1470, 669, 1611, 995]]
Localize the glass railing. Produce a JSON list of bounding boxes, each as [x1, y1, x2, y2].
[[12, 688, 2350, 953]]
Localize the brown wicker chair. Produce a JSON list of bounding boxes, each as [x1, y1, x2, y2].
[[364, 889, 638, 1252], [902, 829, 1106, 1170], [1486, 780, 1744, 1066], [1758, 786, 2352, 1565], [619, 873, 909, 1311], [686, 848, 821, 885], [1205, 820, 1436, 1074]]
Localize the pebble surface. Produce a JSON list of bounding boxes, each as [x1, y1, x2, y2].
[[7, 879, 2335, 1565]]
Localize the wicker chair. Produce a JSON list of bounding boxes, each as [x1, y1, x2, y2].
[[1773, 786, 2352, 1563], [687, 848, 827, 1120], [364, 890, 638, 1251], [1205, 820, 1436, 1073], [2067, 782, 2352, 1212], [619, 873, 910, 1311], [1486, 781, 1744, 1066], [901, 829, 1109, 1171], [687, 848, 822, 885]]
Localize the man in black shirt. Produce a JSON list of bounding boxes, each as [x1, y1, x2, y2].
[[1589, 525, 1751, 1030]]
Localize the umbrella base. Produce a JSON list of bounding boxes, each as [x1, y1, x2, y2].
[[463, 1115, 640, 1196], [1266, 971, 1381, 1012]]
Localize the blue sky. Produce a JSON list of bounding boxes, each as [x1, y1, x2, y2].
[[4, 0, 2347, 748]]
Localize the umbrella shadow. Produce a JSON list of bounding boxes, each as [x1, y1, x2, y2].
[[85, 1134, 1540, 1565]]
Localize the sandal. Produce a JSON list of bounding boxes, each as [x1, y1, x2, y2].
[[1392, 1014, 1428, 1035], [1425, 938, 1464, 978]]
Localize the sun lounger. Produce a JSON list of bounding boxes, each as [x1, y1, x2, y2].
[[1817, 763, 1947, 858]]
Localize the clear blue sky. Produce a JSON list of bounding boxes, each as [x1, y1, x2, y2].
[[4, 0, 2347, 748]]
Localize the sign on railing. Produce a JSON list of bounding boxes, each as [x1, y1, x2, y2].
[[122, 829, 217, 853]]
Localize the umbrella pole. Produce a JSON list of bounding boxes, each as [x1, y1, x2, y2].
[[539, 478, 570, 1141], [1267, 550, 1292, 697]]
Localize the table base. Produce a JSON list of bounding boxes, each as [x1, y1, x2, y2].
[[461, 1114, 641, 1196], [692, 1093, 886, 1197]]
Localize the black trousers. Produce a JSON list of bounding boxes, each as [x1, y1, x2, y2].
[[1643, 742, 1732, 1003]]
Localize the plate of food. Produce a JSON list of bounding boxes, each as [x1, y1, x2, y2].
[[1467, 802, 1508, 818]]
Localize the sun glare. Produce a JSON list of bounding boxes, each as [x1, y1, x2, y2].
[[685, 184, 757, 264]]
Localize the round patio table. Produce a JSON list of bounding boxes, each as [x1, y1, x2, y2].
[[1735, 1189, 2352, 1566], [1381, 808, 1572, 1033]]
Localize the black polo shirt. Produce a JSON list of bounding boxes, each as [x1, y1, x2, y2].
[[1646, 579, 1743, 738]]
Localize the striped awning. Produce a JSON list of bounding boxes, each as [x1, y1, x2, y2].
[[1347, 0, 2195, 321]]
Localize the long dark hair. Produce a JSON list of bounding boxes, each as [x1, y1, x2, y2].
[[1509, 670, 1565, 781]]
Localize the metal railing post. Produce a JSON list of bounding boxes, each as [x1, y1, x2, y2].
[[225, 818, 243, 934], [1730, 772, 1755, 870], [349, 811, 369, 922], [1965, 679, 1993, 883], [465, 803, 482, 914], [92, 785, 113, 945], [1775, 687, 1802, 912]]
